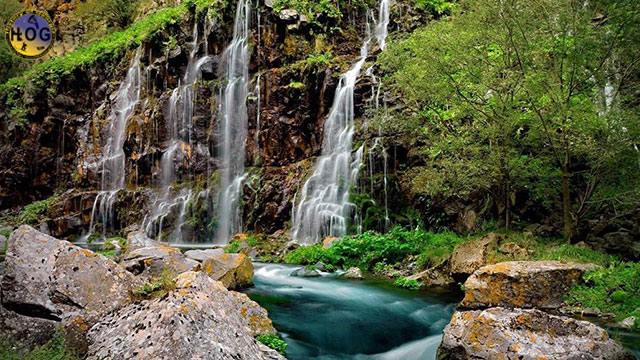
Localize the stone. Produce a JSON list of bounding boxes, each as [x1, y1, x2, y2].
[[1, 225, 142, 322], [125, 230, 159, 251], [122, 244, 200, 279], [438, 307, 634, 360], [202, 253, 254, 289], [461, 261, 598, 310], [617, 316, 637, 329], [497, 242, 529, 258], [291, 267, 321, 277], [0, 304, 58, 350], [86, 272, 284, 360], [279, 8, 300, 22], [323, 236, 339, 249], [449, 233, 499, 280], [0, 234, 7, 251], [184, 248, 225, 262], [342, 267, 363, 280], [407, 260, 455, 287]]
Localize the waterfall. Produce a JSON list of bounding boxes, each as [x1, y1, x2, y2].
[[142, 15, 213, 243], [375, 0, 390, 50], [85, 49, 142, 240], [215, 0, 251, 244], [291, 16, 373, 244]]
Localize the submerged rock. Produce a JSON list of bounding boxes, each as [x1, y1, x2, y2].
[[342, 267, 363, 280], [291, 267, 321, 277], [449, 233, 498, 280], [407, 259, 455, 287], [202, 253, 254, 289], [438, 307, 634, 360], [86, 271, 283, 360], [122, 244, 200, 279], [461, 261, 597, 310]]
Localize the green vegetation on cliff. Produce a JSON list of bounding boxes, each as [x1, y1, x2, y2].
[[0, 334, 78, 360], [256, 333, 288, 355]]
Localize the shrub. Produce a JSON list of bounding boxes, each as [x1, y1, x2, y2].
[[0, 333, 78, 360], [256, 333, 287, 355], [284, 244, 333, 265], [394, 277, 422, 290]]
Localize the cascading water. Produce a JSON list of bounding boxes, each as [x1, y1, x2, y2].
[[85, 49, 142, 239], [375, 0, 390, 50], [215, 0, 251, 244], [291, 17, 373, 244], [142, 15, 213, 243]]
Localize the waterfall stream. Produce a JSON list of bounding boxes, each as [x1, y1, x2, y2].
[[215, 0, 251, 244], [85, 49, 142, 240], [292, 1, 390, 244]]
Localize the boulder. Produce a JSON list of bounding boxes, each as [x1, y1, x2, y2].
[[407, 260, 455, 287], [291, 267, 321, 277], [323, 236, 339, 249], [86, 272, 284, 360], [125, 230, 159, 251], [438, 307, 634, 360], [342, 267, 363, 280], [1, 225, 142, 322], [184, 248, 225, 262], [449, 233, 499, 280], [461, 261, 597, 310], [0, 304, 58, 350], [497, 242, 528, 258], [202, 253, 254, 289], [122, 244, 200, 279]]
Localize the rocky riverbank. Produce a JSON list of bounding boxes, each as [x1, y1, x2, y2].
[[0, 225, 283, 359]]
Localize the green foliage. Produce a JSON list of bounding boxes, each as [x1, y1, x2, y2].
[[305, 51, 333, 67], [76, 0, 140, 30], [535, 244, 618, 267], [133, 268, 177, 299], [414, 0, 455, 15], [0, 0, 28, 83], [394, 277, 422, 290], [103, 236, 127, 251], [284, 227, 464, 270], [0, 333, 78, 360], [256, 333, 287, 355], [18, 196, 59, 225], [225, 240, 242, 253], [566, 262, 640, 328], [288, 81, 305, 89]]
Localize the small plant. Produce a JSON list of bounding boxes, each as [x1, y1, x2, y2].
[[133, 268, 176, 299], [18, 195, 59, 225], [103, 236, 127, 252], [306, 51, 332, 67], [288, 81, 305, 89], [225, 240, 242, 253], [394, 277, 422, 290], [256, 333, 287, 355]]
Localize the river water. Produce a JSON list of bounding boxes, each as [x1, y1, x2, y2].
[[245, 263, 460, 360]]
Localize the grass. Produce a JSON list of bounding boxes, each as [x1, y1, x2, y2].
[[256, 333, 287, 355], [133, 268, 177, 299], [566, 262, 640, 328], [17, 195, 59, 225], [0, 334, 78, 360]]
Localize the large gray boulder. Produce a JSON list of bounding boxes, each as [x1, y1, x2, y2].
[[86, 271, 283, 360], [1, 225, 142, 322], [438, 307, 634, 360], [461, 261, 597, 310], [184, 248, 224, 262]]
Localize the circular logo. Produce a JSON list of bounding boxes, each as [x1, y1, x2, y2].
[[5, 10, 54, 59]]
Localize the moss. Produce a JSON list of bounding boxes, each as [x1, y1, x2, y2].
[[256, 333, 287, 355], [133, 268, 177, 299]]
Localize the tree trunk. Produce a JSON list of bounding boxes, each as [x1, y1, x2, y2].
[[561, 162, 573, 242]]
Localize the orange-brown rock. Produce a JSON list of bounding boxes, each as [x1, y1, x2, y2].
[[202, 252, 254, 289], [461, 261, 598, 310], [449, 233, 499, 280]]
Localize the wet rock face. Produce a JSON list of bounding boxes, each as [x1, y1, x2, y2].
[[1, 225, 142, 321], [460, 261, 597, 310], [86, 271, 284, 360], [438, 307, 635, 360]]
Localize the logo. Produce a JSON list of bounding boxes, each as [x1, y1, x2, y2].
[[5, 10, 54, 59]]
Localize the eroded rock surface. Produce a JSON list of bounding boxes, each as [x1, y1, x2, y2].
[[461, 261, 597, 310], [86, 271, 283, 360], [438, 307, 634, 360], [202, 252, 254, 289]]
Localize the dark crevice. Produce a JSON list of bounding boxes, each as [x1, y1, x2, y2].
[[1, 301, 62, 322]]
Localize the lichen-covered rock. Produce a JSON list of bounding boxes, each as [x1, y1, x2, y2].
[[449, 233, 499, 280], [437, 307, 634, 360], [202, 253, 254, 289], [1, 225, 142, 321], [184, 248, 224, 262], [461, 261, 597, 310], [0, 304, 58, 350], [86, 272, 284, 360], [122, 244, 200, 279]]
